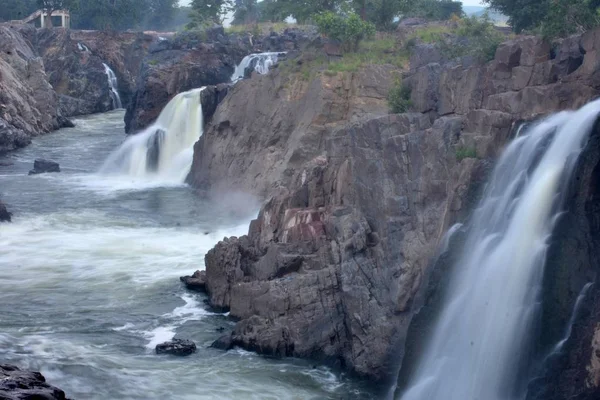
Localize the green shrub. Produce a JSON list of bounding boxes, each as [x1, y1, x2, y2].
[[314, 12, 376, 52], [455, 146, 478, 161], [388, 81, 412, 114], [436, 15, 504, 62]]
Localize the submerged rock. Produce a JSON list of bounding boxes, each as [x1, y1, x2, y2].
[[180, 270, 207, 291], [0, 199, 11, 222], [210, 334, 233, 351], [0, 364, 69, 400], [29, 159, 60, 175], [155, 339, 197, 356]]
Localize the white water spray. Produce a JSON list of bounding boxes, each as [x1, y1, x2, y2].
[[78, 43, 90, 53], [103, 63, 122, 110], [100, 88, 205, 184], [401, 100, 600, 400], [231, 52, 285, 83]]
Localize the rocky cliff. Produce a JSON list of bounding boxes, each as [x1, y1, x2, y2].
[[0, 24, 70, 152], [125, 27, 316, 133], [187, 26, 600, 387]]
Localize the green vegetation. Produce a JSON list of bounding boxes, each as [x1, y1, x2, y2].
[[406, 0, 464, 20], [326, 36, 406, 72], [455, 146, 478, 161], [483, 0, 600, 36], [406, 16, 504, 62], [388, 81, 412, 113], [314, 12, 376, 52]]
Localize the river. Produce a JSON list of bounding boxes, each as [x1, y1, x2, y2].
[[0, 111, 375, 399]]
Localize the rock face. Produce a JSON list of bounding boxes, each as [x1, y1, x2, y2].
[[125, 28, 317, 133], [0, 24, 71, 152], [28, 159, 60, 175], [155, 339, 197, 356], [0, 364, 68, 400], [189, 27, 600, 384]]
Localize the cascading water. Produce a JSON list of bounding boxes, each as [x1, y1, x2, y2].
[[231, 52, 285, 83], [400, 99, 600, 400], [102, 63, 123, 109], [100, 87, 204, 183]]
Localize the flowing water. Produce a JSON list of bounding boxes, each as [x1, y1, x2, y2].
[[231, 52, 285, 83], [103, 63, 123, 110], [0, 111, 375, 399], [400, 100, 600, 400], [100, 88, 204, 184]]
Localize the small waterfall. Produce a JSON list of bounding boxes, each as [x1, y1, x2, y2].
[[400, 100, 600, 400], [102, 63, 123, 110], [99, 87, 205, 183], [231, 52, 285, 83], [78, 43, 90, 53]]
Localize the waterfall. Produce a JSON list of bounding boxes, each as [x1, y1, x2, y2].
[[78, 43, 90, 53], [103, 63, 123, 109], [400, 99, 600, 400], [99, 88, 204, 183], [231, 52, 285, 83]]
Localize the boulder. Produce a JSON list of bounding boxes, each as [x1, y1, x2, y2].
[[180, 270, 207, 291], [155, 339, 197, 356], [0, 199, 11, 222], [29, 159, 60, 175], [210, 334, 234, 351], [0, 364, 69, 400]]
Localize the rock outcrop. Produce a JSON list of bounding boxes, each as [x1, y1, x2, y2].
[[28, 158, 60, 175], [125, 28, 317, 133], [0, 198, 11, 222], [0, 24, 71, 152], [188, 26, 600, 384], [155, 339, 197, 356], [0, 364, 68, 400], [180, 270, 207, 291]]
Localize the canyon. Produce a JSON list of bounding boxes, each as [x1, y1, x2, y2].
[[2, 16, 600, 400]]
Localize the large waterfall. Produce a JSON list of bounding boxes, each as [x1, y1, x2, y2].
[[100, 88, 204, 183], [103, 63, 123, 109], [231, 52, 284, 83], [400, 100, 600, 400]]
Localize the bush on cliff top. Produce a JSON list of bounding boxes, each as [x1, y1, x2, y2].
[[315, 12, 376, 52]]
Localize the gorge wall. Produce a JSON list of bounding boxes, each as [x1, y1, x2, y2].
[[188, 25, 600, 392], [0, 23, 154, 152]]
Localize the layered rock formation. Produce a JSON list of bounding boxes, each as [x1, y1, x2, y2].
[[125, 27, 316, 133], [0, 364, 69, 400], [188, 26, 600, 386], [0, 24, 70, 152]]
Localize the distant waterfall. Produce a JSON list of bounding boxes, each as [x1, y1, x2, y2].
[[103, 63, 122, 109], [100, 88, 204, 183], [231, 52, 285, 83], [400, 100, 600, 400]]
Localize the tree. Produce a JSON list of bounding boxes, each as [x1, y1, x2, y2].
[[314, 11, 375, 51], [232, 0, 259, 25], [188, 0, 232, 27], [143, 0, 178, 30], [36, 0, 79, 27], [0, 0, 37, 22], [351, 0, 410, 30]]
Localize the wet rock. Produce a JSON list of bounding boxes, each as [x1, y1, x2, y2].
[[0, 199, 11, 222], [180, 270, 207, 291], [155, 339, 197, 356], [0, 364, 68, 400], [210, 334, 233, 351], [29, 159, 60, 175]]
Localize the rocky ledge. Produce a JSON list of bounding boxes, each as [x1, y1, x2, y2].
[[0, 364, 69, 400], [187, 26, 600, 387]]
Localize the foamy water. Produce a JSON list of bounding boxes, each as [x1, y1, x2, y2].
[[0, 111, 375, 399]]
